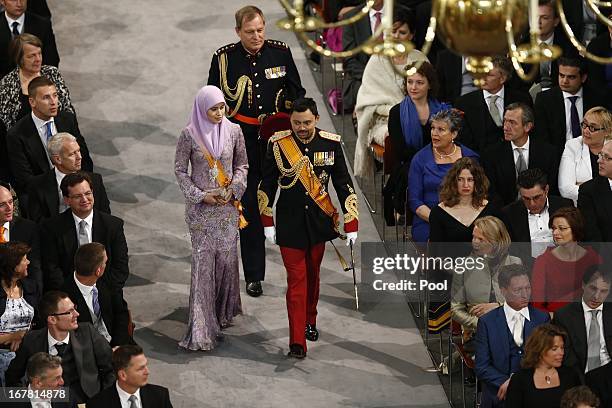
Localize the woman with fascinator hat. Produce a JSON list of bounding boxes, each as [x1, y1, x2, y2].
[[174, 85, 248, 351]]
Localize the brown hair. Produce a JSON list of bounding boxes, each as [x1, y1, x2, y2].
[[26, 353, 63, 382], [521, 323, 567, 369], [549, 207, 585, 242], [112, 344, 144, 374], [235, 5, 264, 29], [439, 157, 489, 207], [8, 33, 43, 67], [27, 76, 55, 99], [560, 385, 600, 408], [39, 290, 70, 321], [60, 171, 93, 197], [74, 243, 106, 277], [403, 61, 439, 99], [0, 242, 31, 287]]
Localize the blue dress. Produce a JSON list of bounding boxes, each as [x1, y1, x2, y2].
[[407, 143, 479, 243]]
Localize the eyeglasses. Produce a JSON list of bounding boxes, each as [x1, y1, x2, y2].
[[50, 308, 77, 317], [68, 191, 93, 200], [598, 152, 612, 162], [581, 121, 605, 132]]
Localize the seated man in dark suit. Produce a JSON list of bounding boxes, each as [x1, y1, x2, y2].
[[62, 243, 132, 347], [578, 139, 612, 243], [4, 352, 76, 408], [0, 0, 59, 77], [455, 56, 532, 153], [88, 345, 174, 408], [0, 183, 42, 291], [502, 168, 573, 264], [554, 265, 611, 376], [482, 102, 560, 207], [42, 172, 129, 291], [534, 56, 609, 155], [7, 76, 93, 196], [435, 49, 477, 105], [475, 264, 550, 408], [586, 357, 612, 408], [5, 291, 115, 404], [28, 132, 110, 222], [341, 0, 382, 113]]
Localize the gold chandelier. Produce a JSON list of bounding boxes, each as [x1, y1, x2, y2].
[[277, 0, 612, 84]]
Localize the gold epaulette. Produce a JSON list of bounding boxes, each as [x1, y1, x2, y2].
[[215, 43, 236, 56], [269, 130, 292, 143], [319, 130, 341, 142], [265, 39, 288, 50]]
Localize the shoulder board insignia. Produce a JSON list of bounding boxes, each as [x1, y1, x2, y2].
[[265, 39, 288, 50], [215, 43, 237, 56], [269, 130, 292, 143], [319, 130, 341, 142]]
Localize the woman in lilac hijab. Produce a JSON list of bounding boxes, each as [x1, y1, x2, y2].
[[174, 85, 249, 350]]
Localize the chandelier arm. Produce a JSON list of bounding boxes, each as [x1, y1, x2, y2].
[[589, 0, 612, 6], [584, 0, 612, 28], [384, 14, 437, 77], [279, 0, 377, 31], [505, 18, 539, 82], [557, 0, 612, 64], [278, 0, 301, 18], [297, 31, 373, 57]]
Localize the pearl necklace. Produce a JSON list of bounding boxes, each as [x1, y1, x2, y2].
[[434, 143, 457, 159]]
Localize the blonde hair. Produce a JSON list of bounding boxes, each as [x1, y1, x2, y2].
[[585, 106, 612, 142], [473, 216, 511, 257]]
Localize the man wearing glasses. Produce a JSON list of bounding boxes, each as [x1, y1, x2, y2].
[[5, 291, 114, 404], [41, 171, 129, 291], [579, 138, 612, 242]]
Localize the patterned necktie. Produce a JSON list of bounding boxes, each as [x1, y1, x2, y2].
[[78, 220, 89, 246], [55, 342, 67, 357], [568, 96, 581, 138], [11, 21, 19, 37], [0, 226, 5, 243], [512, 313, 523, 347], [588, 309, 601, 371], [373, 11, 382, 39], [92, 286, 101, 319], [515, 147, 527, 175], [45, 121, 54, 141], [128, 394, 138, 408], [489, 95, 502, 127]]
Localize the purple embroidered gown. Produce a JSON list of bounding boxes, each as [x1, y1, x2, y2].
[[174, 125, 248, 350]]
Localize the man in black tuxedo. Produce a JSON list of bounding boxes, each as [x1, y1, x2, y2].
[[61, 243, 132, 347], [0, 183, 42, 291], [554, 266, 612, 375], [0, 0, 59, 77], [587, 359, 612, 408], [502, 168, 573, 264], [4, 352, 76, 408], [28, 132, 110, 222], [455, 56, 532, 153], [7, 77, 93, 196], [341, 0, 382, 112], [5, 291, 115, 404], [435, 49, 477, 105], [578, 140, 612, 242], [482, 102, 560, 207], [88, 345, 174, 408], [534, 57, 609, 154], [42, 172, 129, 291]]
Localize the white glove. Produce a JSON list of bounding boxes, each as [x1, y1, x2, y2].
[[264, 226, 276, 244], [346, 232, 358, 246]]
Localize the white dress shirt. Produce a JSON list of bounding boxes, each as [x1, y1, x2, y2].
[[72, 210, 94, 243], [116, 382, 142, 408], [483, 87, 505, 119], [511, 136, 530, 170], [28, 384, 52, 408], [1, 221, 9, 241], [31, 112, 56, 168], [562, 88, 584, 141], [54, 167, 69, 213], [527, 199, 553, 258], [368, 7, 384, 36], [73, 272, 111, 342], [582, 300, 611, 372], [503, 302, 531, 334], [47, 331, 70, 356], [5, 12, 25, 35], [558, 136, 594, 204]]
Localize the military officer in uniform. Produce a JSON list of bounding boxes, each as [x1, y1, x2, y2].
[[258, 98, 359, 358], [207, 5, 306, 297]]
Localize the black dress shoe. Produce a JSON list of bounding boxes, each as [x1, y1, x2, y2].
[[305, 324, 319, 341], [246, 281, 263, 297], [287, 343, 306, 359]]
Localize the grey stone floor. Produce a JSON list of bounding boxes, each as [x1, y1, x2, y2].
[[51, 1, 450, 406]]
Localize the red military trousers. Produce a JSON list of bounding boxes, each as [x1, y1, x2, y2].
[[279, 243, 326, 351]]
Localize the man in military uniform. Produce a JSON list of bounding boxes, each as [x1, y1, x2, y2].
[[208, 5, 306, 297], [258, 98, 358, 358]]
